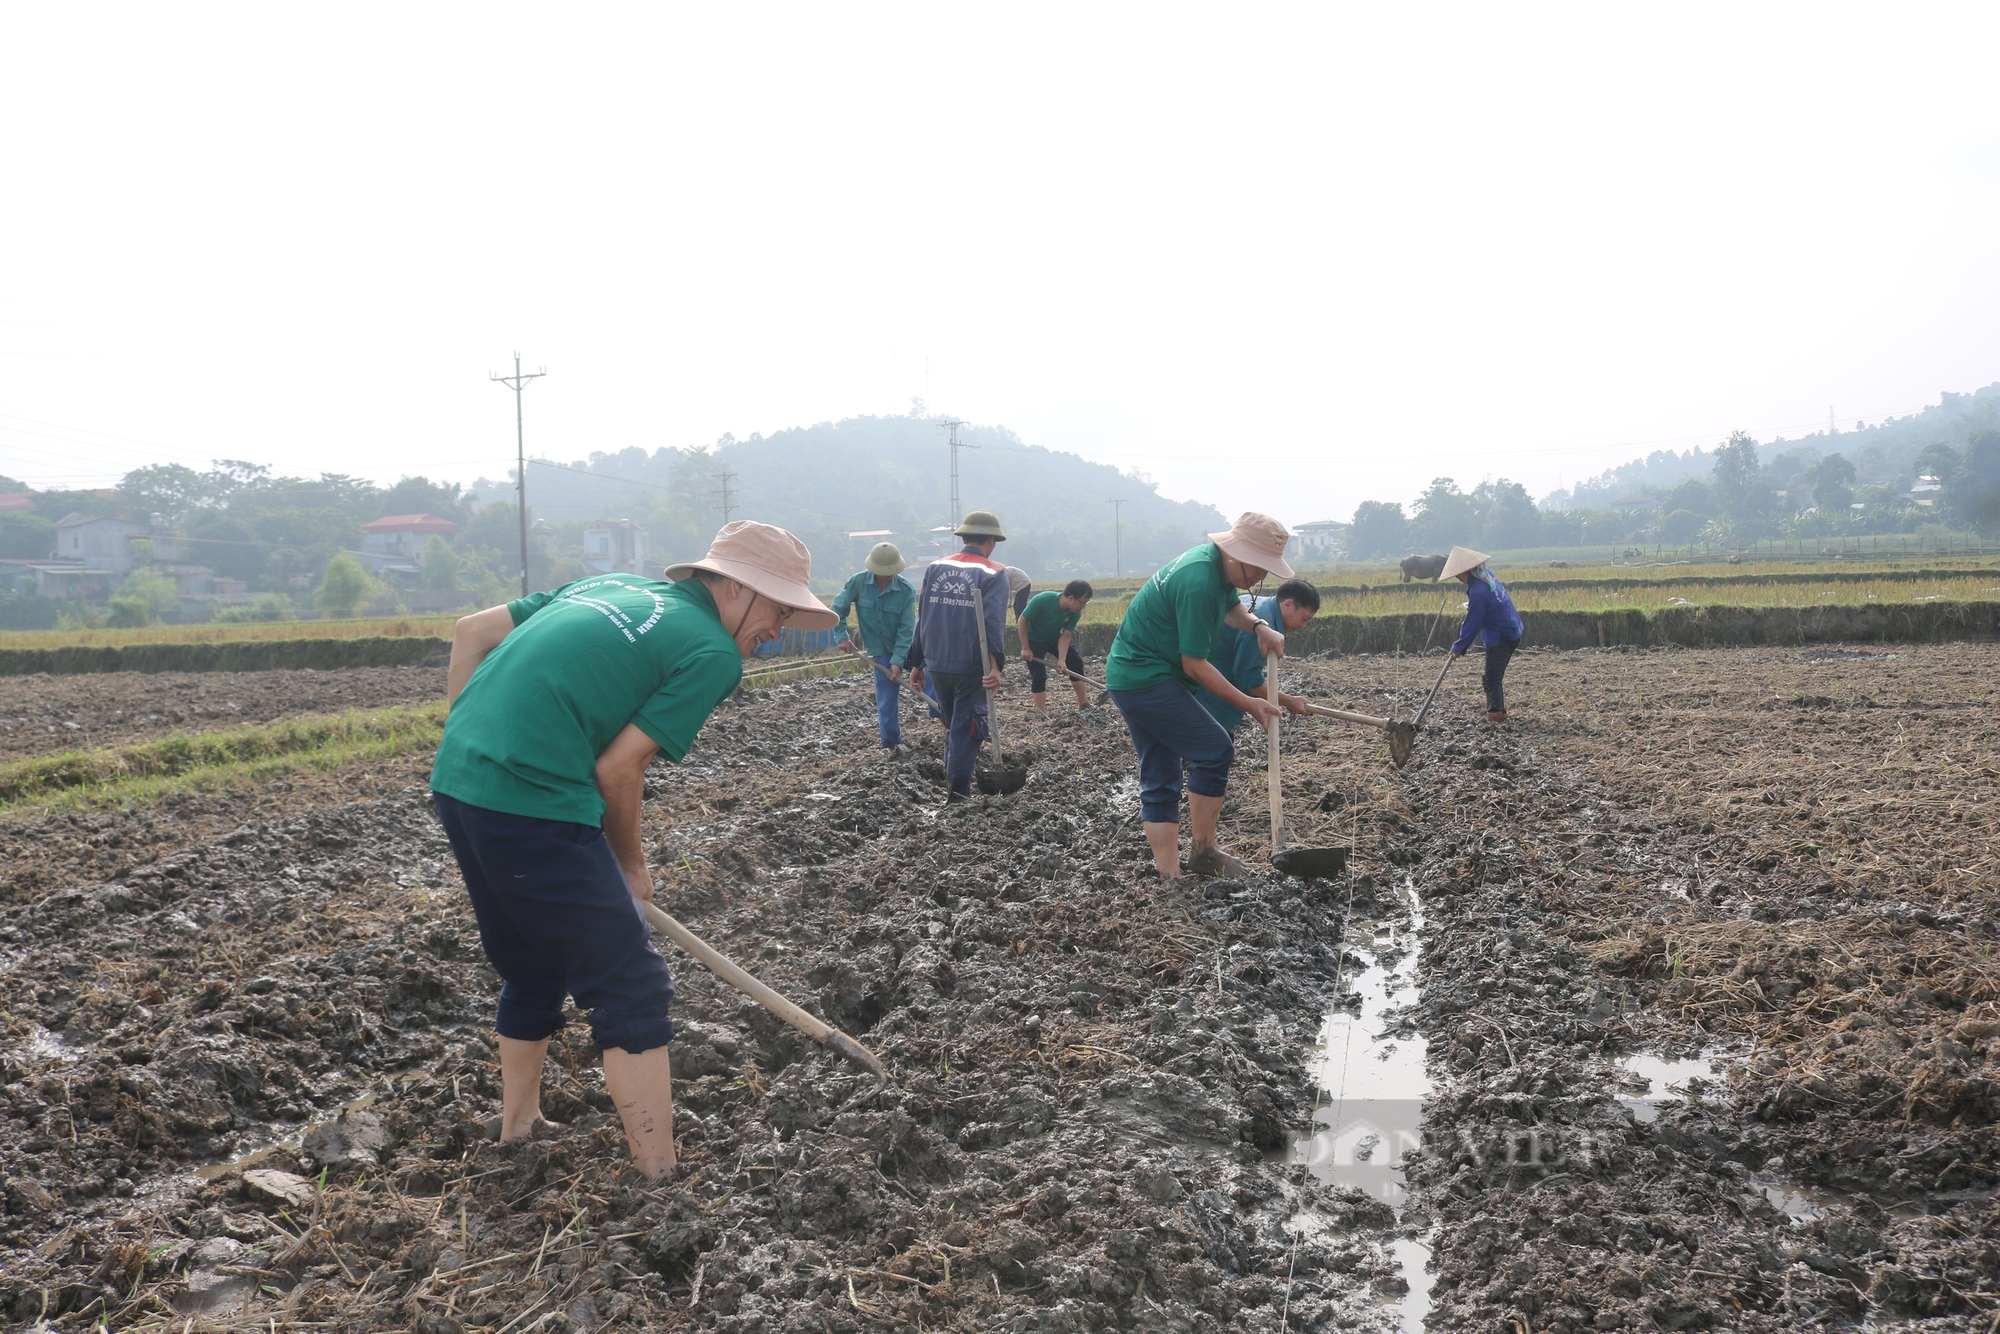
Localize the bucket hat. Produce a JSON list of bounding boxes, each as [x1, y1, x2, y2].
[[665, 521, 838, 630], [1207, 511, 1295, 580], [1440, 546, 1490, 580], [954, 510, 1006, 542], [865, 542, 906, 576]]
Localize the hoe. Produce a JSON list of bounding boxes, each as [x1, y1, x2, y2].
[[1303, 651, 1456, 769]]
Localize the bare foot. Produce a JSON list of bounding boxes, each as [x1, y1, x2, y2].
[[490, 1114, 563, 1142]]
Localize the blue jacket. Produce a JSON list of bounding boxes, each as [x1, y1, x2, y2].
[[830, 570, 917, 666], [1452, 573, 1524, 653], [917, 548, 1009, 677], [1195, 595, 1279, 732]]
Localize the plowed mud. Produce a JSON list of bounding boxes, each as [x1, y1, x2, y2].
[[1, 641, 1995, 1333]]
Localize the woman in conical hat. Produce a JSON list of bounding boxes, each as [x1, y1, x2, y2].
[[1443, 546, 1524, 724]]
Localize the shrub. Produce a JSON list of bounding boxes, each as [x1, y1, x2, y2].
[[213, 592, 294, 623], [107, 568, 181, 628], [315, 553, 379, 618]]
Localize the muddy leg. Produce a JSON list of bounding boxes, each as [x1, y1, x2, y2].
[[1188, 790, 1225, 856], [498, 1035, 553, 1140], [1186, 791, 1250, 876], [602, 1046, 677, 1179], [1143, 820, 1182, 879]]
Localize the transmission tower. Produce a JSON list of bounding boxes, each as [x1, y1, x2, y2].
[[939, 419, 971, 525], [712, 469, 740, 522], [1107, 498, 1127, 577], [489, 352, 546, 597]]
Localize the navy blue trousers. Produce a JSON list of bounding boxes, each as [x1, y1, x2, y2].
[[926, 669, 990, 799], [432, 793, 674, 1055], [1108, 678, 1235, 823], [870, 656, 904, 748]]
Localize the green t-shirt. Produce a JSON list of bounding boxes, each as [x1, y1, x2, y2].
[[1104, 543, 1237, 692], [430, 575, 744, 826], [1019, 590, 1080, 645]]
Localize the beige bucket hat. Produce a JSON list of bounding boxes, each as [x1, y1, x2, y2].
[[865, 542, 906, 576], [953, 509, 1006, 541], [665, 521, 838, 630], [1207, 511, 1295, 580], [1440, 546, 1491, 580]]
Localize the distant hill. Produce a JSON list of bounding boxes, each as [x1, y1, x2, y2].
[[1543, 382, 2000, 510], [472, 413, 1228, 588]]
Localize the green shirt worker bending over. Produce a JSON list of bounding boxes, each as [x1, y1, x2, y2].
[[1105, 512, 1292, 880], [1018, 580, 1093, 712], [430, 521, 835, 1179]]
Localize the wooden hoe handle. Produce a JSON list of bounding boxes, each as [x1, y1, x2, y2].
[[1266, 649, 1284, 854], [641, 900, 884, 1079]]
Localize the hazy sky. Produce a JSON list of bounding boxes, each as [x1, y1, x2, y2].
[[5, 4, 2000, 527]]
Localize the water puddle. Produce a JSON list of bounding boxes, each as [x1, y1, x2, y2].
[[1283, 881, 1433, 1330], [194, 1085, 388, 1180], [1751, 1176, 1853, 1222], [1613, 1052, 1719, 1123], [1385, 1234, 1435, 1333], [6, 1022, 85, 1065], [1289, 888, 1429, 1205]]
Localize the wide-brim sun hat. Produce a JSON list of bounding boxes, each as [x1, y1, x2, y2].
[[1440, 546, 1491, 580], [665, 520, 839, 630], [954, 509, 1007, 542], [1207, 511, 1296, 580], [865, 542, 906, 576]]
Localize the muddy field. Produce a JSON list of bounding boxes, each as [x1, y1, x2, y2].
[[0, 667, 446, 761], [0, 642, 1995, 1332]]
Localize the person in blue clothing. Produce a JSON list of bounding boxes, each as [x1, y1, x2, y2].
[[917, 510, 1010, 802], [832, 542, 919, 754], [1442, 545, 1525, 723], [1194, 579, 1321, 732]]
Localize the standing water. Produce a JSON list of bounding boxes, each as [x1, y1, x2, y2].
[[1283, 881, 1434, 1331]]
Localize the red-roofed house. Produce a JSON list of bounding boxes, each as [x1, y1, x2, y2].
[[0, 493, 31, 512], [360, 513, 458, 567]]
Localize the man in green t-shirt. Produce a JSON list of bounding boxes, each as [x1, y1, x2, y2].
[[1105, 512, 1293, 880], [1018, 580, 1093, 713], [430, 521, 834, 1180]]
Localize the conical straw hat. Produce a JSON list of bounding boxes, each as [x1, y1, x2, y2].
[[1440, 546, 1490, 580]]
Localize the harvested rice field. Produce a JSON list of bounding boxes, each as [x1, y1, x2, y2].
[[0, 640, 1994, 1332]]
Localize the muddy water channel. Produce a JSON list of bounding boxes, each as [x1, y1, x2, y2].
[[1, 642, 1996, 1332], [1282, 879, 1434, 1332]]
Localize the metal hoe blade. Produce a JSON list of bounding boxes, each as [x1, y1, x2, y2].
[[1270, 846, 1351, 880]]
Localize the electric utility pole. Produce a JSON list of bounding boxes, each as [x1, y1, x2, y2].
[[939, 419, 971, 525], [1107, 499, 1127, 577], [490, 353, 546, 597], [712, 469, 739, 522]]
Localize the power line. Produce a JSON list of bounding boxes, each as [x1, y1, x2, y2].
[[1107, 498, 1127, 577], [712, 468, 739, 522], [489, 352, 546, 598]]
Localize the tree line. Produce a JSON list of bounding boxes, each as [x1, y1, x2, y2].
[[1343, 417, 2000, 559]]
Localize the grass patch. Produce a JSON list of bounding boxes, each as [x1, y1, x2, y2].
[[0, 703, 448, 810], [1316, 574, 2000, 616], [0, 614, 460, 650], [742, 655, 872, 689]]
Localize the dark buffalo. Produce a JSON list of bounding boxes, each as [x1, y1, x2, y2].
[[1399, 553, 1447, 582]]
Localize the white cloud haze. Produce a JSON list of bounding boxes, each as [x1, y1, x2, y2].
[[4, 3, 2000, 527]]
